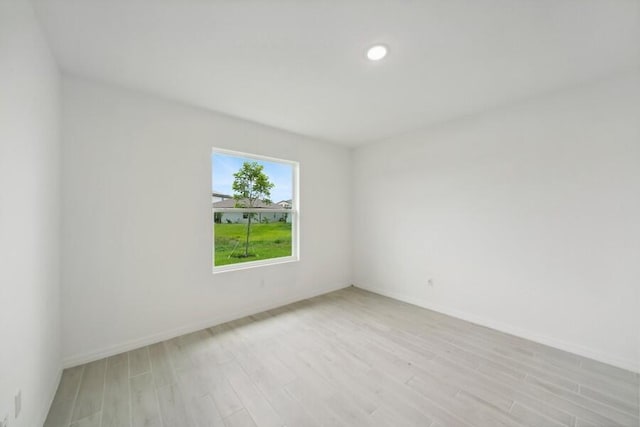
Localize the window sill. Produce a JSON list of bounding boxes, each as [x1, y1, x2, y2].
[[212, 256, 299, 274]]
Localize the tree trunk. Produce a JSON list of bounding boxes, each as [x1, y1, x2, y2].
[[244, 214, 252, 257]]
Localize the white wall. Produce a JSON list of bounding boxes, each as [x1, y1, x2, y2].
[[0, 1, 61, 426], [61, 77, 352, 365], [353, 73, 640, 372]]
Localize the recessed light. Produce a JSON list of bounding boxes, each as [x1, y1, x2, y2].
[[366, 45, 388, 61]]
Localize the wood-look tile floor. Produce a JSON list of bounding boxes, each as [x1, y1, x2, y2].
[[45, 287, 640, 427]]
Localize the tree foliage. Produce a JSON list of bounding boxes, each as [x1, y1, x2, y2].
[[232, 162, 274, 208], [232, 162, 274, 257]]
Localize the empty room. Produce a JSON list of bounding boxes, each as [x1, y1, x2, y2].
[[1, 0, 639, 426]]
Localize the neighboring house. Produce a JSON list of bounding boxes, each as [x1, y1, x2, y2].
[[276, 199, 292, 209], [211, 191, 233, 204], [213, 198, 291, 224]]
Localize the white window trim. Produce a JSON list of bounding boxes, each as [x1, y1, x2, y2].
[[211, 148, 300, 274]]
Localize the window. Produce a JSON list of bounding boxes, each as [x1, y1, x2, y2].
[[212, 148, 298, 272]]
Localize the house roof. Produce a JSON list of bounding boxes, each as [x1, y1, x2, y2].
[[212, 198, 276, 208], [211, 191, 232, 198]]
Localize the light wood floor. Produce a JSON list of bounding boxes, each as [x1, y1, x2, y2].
[[45, 287, 639, 427]]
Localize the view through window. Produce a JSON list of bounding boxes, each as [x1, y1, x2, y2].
[[212, 149, 298, 271]]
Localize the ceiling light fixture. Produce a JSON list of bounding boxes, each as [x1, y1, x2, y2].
[[366, 45, 388, 61]]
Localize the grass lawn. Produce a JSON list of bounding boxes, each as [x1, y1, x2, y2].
[[214, 222, 292, 266]]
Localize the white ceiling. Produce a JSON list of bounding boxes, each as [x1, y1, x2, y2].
[[33, 0, 639, 145]]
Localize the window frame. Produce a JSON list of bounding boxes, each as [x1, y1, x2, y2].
[[211, 147, 299, 273]]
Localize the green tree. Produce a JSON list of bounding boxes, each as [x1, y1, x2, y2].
[[232, 161, 274, 257]]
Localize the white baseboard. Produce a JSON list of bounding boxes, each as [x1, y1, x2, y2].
[[62, 283, 350, 368], [355, 284, 640, 374]]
